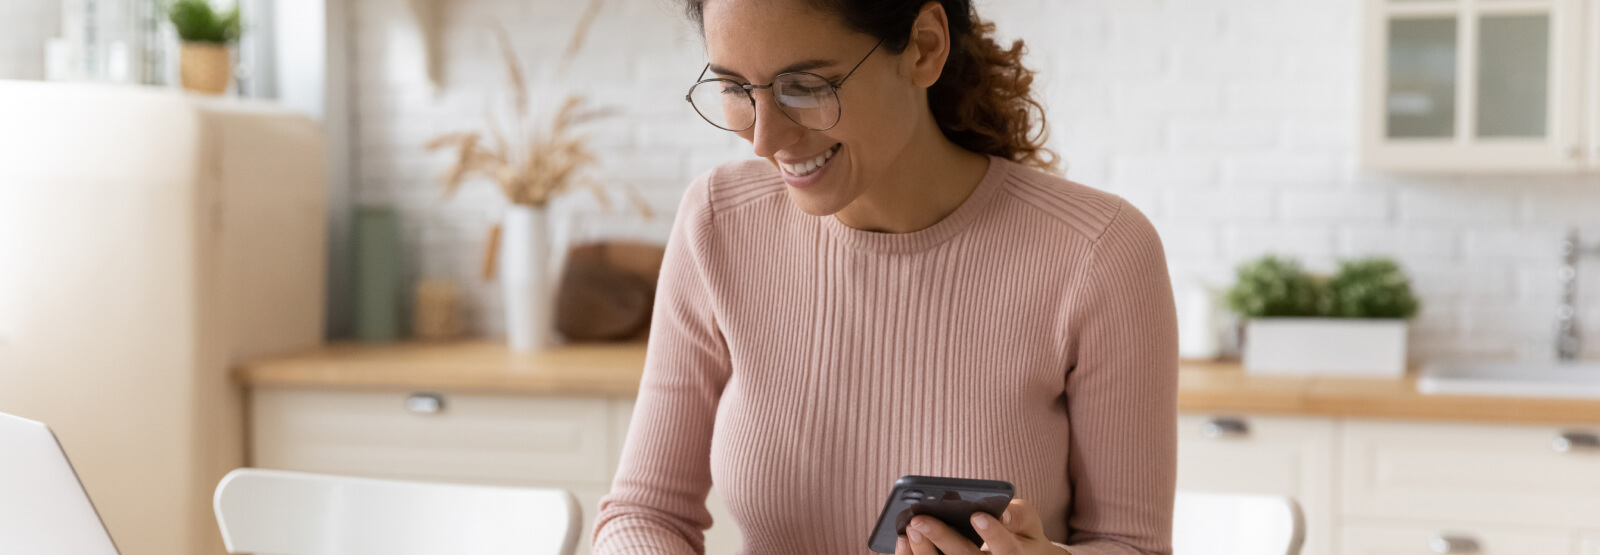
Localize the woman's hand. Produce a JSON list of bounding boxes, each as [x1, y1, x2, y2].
[[894, 499, 1068, 555]]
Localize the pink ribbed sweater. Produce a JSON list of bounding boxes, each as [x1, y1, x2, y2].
[[593, 155, 1178, 555]]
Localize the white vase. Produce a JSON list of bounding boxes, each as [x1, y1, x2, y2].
[[501, 205, 555, 352]]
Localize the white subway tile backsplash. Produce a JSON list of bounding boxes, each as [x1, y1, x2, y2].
[[1164, 189, 1277, 222], [1280, 192, 1389, 222], [1461, 229, 1566, 260], [1339, 227, 1459, 260], [1223, 224, 1336, 258], [1114, 81, 1223, 114], [1113, 154, 1221, 187], [1226, 154, 1343, 188], [1168, 118, 1278, 150], [1396, 188, 1522, 224]]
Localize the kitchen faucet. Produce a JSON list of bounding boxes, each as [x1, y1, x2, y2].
[[1557, 228, 1600, 362]]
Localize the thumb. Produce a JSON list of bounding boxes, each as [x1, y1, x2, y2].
[[1001, 499, 1047, 538]]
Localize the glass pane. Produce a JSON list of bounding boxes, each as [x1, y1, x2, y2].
[[1387, 18, 1458, 138], [1476, 15, 1549, 138]]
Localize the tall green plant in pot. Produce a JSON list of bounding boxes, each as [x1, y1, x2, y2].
[[167, 0, 241, 94], [1226, 254, 1421, 377]]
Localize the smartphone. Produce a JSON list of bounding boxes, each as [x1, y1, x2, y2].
[[867, 475, 1015, 553]]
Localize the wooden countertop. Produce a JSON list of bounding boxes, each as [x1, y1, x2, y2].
[[236, 341, 1600, 425]]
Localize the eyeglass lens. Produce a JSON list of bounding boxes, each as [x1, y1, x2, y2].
[[687, 72, 842, 131]]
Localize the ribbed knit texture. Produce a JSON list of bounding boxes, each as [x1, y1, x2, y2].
[[593, 155, 1179, 555]]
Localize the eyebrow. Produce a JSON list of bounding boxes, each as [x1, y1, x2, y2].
[[707, 58, 839, 80]]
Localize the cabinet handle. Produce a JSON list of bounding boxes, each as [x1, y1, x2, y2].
[[1200, 417, 1249, 439], [1551, 430, 1600, 453], [1429, 534, 1480, 553], [404, 392, 446, 414]]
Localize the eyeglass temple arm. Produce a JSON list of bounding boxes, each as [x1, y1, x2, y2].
[[835, 38, 885, 89]]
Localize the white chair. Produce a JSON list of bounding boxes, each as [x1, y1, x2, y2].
[[1173, 491, 1305, 555], [213, 468, 581, 555]]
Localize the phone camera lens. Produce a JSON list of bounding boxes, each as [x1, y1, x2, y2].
[[901, 490, 924, 501]]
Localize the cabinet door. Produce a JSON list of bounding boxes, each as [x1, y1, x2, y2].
[[251, 388, 613, 484], [1177, 414, 1337, 555], [1361, 0, 1587, 172], [1341, 521, 1573, 555], [1581, 532, 1600, 554], [1342, 419, 1600, 529]]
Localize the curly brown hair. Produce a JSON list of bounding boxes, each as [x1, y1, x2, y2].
[[681, 0, 1059, 174]]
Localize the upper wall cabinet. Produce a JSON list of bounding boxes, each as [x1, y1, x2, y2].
[[1362, 0, 1595, 173]]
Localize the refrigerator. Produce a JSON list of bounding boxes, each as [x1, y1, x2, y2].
[[0, 80, 326, 555]]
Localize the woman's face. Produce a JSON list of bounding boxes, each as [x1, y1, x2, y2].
[[701, 0, 924, 217]]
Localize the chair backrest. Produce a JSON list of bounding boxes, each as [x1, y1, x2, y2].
[[213, 468, 580, 555], [1173, 491, 1305, 555]]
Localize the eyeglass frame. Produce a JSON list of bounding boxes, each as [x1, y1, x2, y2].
[[685, 38, 886, 132]]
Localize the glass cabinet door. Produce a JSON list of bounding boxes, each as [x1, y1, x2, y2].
[[1475, 14, 1550, 138], [1386, 17, 1459, 138]]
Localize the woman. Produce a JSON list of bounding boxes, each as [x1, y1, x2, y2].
[[593, 0, 1177, 554]]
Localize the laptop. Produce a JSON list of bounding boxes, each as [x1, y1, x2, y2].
[[0, 411, 121, 554]]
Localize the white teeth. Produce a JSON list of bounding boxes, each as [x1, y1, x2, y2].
[[784, 145, 840, 177]]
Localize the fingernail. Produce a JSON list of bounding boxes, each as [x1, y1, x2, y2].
[[912, 518, 931, 533], [973, 513, 991, 530], [908, 527, 924, 543], [1003, 509, 1013, 524]]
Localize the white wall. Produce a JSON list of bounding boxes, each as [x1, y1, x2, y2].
[[0, 0, 59, 80]]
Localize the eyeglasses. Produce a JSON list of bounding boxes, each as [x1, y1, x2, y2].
[[685, 39, 885, 132]]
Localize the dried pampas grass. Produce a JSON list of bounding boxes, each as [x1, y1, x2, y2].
[[426, 0, 650, 218]]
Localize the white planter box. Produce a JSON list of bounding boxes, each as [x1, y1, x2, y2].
[[1243, 319, 1408, 377]]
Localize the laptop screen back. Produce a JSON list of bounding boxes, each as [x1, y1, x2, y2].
[[0, 412, 120, 555]]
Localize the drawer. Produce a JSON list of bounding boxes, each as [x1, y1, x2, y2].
[[250, 388, 612, 484], [1340, 521, 1572, 555], [1177, 413, 1337, 555], [1342, 419, 1600, 529]]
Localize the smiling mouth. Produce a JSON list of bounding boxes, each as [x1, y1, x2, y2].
[[780, 144, 842, 177]]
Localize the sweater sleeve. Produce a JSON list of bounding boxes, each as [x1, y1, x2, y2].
[[592, 172, 732, 555], [1059, 200, 1179, 555]]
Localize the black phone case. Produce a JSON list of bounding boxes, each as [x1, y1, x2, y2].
[[867, 475, 1016, 553]]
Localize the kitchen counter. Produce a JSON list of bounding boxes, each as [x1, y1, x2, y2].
[[236, 341, 1600, 425]]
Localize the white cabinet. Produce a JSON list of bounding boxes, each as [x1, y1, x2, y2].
[[250, 388, 1600, 555], [1176, 414, 1337, 555], [1582, 532, 1600, 554], [1361, 0, 1593, 172], [249, 389, 741, 555], [1340, 522, 1573, 555], [1341, 419, 1600, 529]]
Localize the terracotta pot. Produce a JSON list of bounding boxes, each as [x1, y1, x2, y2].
[[179, 42, 231, 95]]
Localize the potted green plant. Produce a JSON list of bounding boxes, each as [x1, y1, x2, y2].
[[1226, 255, 1420, 377], [167, 0, 241, 94]]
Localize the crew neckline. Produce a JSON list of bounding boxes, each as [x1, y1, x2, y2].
[[821, 154, 1011, 254]]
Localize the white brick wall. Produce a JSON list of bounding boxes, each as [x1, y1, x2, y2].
[[59, 0, 1576, 359]]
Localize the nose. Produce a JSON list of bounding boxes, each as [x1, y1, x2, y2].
[[741, 88, 804, 159]]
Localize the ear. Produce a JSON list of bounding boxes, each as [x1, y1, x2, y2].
[[902, 1, 952, 88]]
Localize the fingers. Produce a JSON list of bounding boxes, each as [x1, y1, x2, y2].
[[1001, 499, 1048, 538], [970, 512, 1023, 554], [906, 516, 983, 555]]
